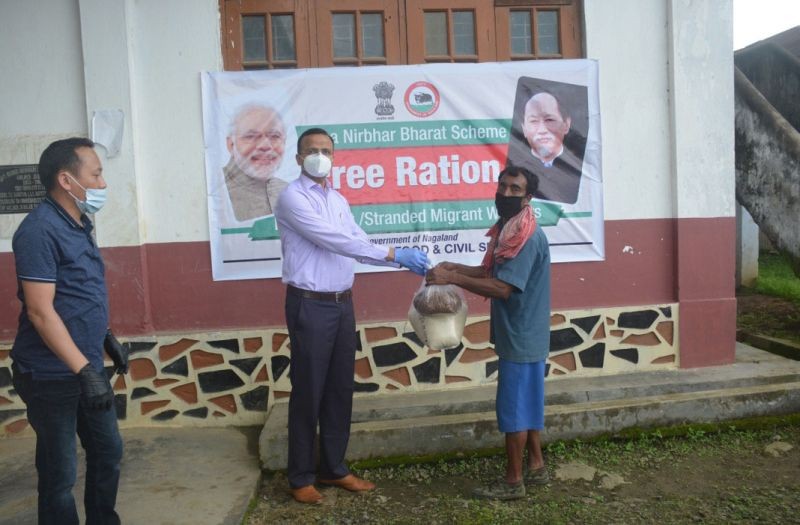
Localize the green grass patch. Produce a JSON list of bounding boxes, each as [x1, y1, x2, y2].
[[754, 252, 800, 303]]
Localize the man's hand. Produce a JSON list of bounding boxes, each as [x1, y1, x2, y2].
[[393, 247, 429, 276], [104, 330, 129, 374], [77, 364, 114, 411], [426, 265, 456, 285], [437, 262, 460, 272]]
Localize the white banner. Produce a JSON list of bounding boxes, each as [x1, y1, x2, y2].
[[201, 61, 603, 281]]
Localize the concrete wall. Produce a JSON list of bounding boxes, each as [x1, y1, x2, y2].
[[736, 203, 759, 287], [130, 0, 222, 245], [583, 1, 673, 220], [0, 0, 88, 253], [734, 43, 800, 275], [0, 0, 87, 138]]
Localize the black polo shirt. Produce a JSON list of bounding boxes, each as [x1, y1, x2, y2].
[[11, 197, 109, 379]]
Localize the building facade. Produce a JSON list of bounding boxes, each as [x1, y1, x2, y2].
[[0, 0, 735, 433]]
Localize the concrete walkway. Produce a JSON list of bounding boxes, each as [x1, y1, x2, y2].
[[0, 427, 260, 525], [2, 343, 799, 524]]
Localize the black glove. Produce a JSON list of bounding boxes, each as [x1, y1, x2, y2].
[[77, 364, 114, 411], [104, 330, 129, 374]]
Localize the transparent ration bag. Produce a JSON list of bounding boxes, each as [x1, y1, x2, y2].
[[408, 279, 468, 350]]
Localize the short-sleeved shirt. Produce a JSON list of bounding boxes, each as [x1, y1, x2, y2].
[[11, 197, 109, 379], [490, 225, 551, 363]]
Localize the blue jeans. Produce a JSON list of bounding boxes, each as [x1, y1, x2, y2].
[[12, 363, 123, 525]]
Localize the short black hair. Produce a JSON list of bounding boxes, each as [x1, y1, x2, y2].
[[498, 165, 538, 197], [296, 128, 335, 153], [38, 137, 95, 191]]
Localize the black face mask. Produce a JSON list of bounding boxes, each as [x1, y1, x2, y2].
[[495, 194, 526, 219]]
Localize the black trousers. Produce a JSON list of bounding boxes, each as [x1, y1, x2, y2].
[[285, 291, 357, 488]]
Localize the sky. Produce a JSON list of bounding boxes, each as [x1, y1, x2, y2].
[[733, 0, 800, 49]]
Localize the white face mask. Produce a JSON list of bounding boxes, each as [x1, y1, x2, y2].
[[302, 153, 332, 178], [67, 175, 107, 214]]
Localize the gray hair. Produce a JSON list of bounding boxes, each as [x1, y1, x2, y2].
[[227, 104, 285, 137]]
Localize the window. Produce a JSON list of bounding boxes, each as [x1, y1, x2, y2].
[[314, 1, 401, 66], [495, 1, 582, 60], [220, 0, 583, 69], [408, 0, 494, 62], [329, 11, 388, 65], [506, 8, 563, 57], [509, 11, 532, 55], [537, 10, 560, 55], [452, 11, 476, 56], [220, 0, 309, 70], [421, 9, 477, 61], [235, 14, 297, 69]]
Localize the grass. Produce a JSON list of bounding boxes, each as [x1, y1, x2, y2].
[[754, 252, 800, 304], [737, 251, 800, 345]]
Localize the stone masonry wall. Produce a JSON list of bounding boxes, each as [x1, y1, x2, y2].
[[0, 303, 678, 436]]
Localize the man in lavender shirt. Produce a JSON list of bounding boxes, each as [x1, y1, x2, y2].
[[275, 128, 428, 504]]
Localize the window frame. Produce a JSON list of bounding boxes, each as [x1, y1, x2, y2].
[[220, 0, 312, 70], [219, 0, 583, 70], [494, 0, 583, 61]]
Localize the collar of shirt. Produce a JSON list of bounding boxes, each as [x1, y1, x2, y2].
[[529, 145, 564, 168], [44, 195, 94, 234], [299, 171, 330, 194]]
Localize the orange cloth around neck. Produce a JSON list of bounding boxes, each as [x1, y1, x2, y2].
[[480, 204, 537, 274]]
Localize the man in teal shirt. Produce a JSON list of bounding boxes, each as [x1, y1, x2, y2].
[[427, 166, 551, 500]]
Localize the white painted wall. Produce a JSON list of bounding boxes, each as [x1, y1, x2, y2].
[[0, 0, 88, 251], [129, 0, 223, 244], [584, 0, 674, 221], [0, 0, 87, 138], [78, 0, 144, 248], [0, 0, 735, 252], [668, 0, 735, 219]]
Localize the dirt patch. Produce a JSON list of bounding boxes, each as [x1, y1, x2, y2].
[[246, 424, 800, 524], [737, 289, 800, 344]]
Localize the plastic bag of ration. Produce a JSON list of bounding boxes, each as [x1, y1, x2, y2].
[[408, 279, 468, 351]]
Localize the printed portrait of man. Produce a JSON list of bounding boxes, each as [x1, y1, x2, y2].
[[223, 104, 289, 221], [506, 77, 588, 204]]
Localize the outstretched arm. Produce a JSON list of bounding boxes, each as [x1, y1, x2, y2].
[[426, 263, 514, 300]]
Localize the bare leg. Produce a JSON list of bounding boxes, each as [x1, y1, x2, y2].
[[526, 430, 544, 470], [504, 431, 527, 483]]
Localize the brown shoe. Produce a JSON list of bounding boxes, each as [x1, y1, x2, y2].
[[291, 485, 323, 504], [318, 474, 376, 492]]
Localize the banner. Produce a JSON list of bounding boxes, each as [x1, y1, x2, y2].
[[201, 61, 602, 281]]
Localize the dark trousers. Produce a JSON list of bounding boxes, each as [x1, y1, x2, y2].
[[12, 364, 123, 525], [285, 292, 357, 488]]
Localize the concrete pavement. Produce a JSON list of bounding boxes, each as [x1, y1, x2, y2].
[[2, 343, 799, 524], [0, 427, 260, 525]]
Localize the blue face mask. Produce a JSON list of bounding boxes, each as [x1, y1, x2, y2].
[[68, 175, 107, 214]]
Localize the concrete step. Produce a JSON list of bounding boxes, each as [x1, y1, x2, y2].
[[258, 344, 800, 470]]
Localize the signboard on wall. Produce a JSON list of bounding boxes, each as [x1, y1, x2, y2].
[[0, 165, 45, 215], [201, 60, 603, 281]]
